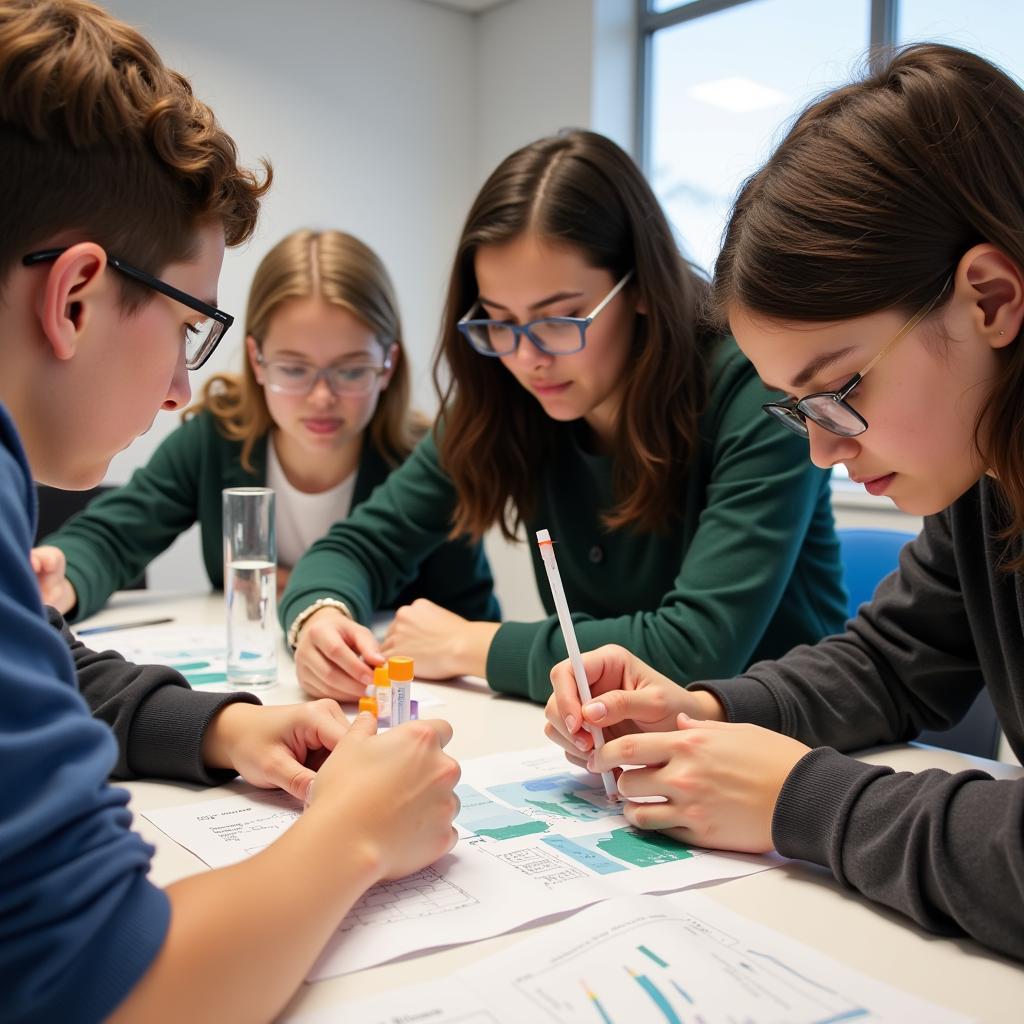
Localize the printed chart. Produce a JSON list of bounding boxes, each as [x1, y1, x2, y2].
[[287, 894, 972, 1024], [97, 624, 232, 687], [144, 748, 777, 980], [454, 748, 767, 898]]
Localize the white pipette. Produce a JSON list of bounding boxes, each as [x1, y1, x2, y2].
[[536, 529, 618, 801]]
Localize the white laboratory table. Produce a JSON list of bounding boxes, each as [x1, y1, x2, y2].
[[79, 590, 1024, 1022]]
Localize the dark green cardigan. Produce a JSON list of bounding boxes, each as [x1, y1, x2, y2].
[[46, 410, 499, 623], [281, 338, 848, 702]]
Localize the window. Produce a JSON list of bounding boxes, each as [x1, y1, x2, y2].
[[645, 0, 869, 274], [641, 0, 1018, 496]]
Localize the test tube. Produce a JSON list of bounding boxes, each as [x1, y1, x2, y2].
[[389, 656, 413, 725], [374, 664, 391, 727]]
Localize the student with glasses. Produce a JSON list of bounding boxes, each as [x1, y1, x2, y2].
[[281, 130, 848, 704], [1, 4, 462, 1020], [544, 45, 1024, 962], [32, 228, 498, 627]]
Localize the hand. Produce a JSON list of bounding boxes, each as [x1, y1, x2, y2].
[[543, 644, 725, 767], [306, 712, 461, 881], [382, 598, 499, 679], [30, 545, 77, 614], [276, 565, 292, 595], [592, 713, 811, 853], [201, 700, 352, 802], [294, 606, 383, 701]]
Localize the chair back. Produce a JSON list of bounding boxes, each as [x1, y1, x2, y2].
[[836, 527, 1000, 759]]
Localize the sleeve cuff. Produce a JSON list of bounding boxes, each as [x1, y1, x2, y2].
[[689, 674, 783, 731], [772, 746, 892, 871], [127, 685, 262, 785], [485, 621, 537, 698]]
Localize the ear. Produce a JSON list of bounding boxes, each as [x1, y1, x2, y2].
[[379, 342, 400, 390], [36, 243, 108, 361], [245, 334, 265, 382], [953, 244, 1024, 350]]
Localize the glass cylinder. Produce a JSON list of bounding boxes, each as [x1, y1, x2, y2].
[[222, 487, 277, 688]]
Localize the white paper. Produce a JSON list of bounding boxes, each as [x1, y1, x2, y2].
[[288, 893, 973, 1024], [143, 748, 776, 979], [85, 622, 442, 710]]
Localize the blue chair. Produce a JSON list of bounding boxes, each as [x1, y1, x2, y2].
[[837, 528, 1001, 759]]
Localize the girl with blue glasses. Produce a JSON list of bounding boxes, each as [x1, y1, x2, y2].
[[282, 130, 847, 704]]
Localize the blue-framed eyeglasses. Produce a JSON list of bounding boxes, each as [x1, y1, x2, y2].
[[457, 271, 634, 357]]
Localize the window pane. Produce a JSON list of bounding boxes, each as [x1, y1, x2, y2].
[[649, 1, 705, 13], [899, 0, 1024, 84], [647, 0, 870, 274]]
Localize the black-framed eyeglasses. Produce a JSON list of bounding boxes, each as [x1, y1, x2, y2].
[[255, 354, 393, 397], [457, 270, 634, 357], [22, 248, 234, 371], [762, 277, 953, 439]]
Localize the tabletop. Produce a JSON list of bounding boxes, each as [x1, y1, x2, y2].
[[79, 589, 1024, 1022]]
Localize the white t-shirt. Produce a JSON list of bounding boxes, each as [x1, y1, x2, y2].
[[266, 439, 357, 568]]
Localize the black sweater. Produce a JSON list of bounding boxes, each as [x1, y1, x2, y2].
[[697, 477, 1024, 960]]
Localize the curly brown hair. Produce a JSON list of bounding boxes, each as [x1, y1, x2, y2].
[[0, 0, 269, 300]]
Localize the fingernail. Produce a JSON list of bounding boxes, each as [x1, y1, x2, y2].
[[585, 701, 607, 722], [574, 737, 590, 752], [565, 714, 577, 734], [678, 711, 691, 723]]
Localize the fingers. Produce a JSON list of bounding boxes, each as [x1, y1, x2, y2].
[[589, 731, 676, 773], [544, 719, 593, 758], [347, 710, 379, 737], [583, 684, 673, 730], [622, 799, 689, 833], [547, 658, 586, 738], [298, 645, 369, 701], [304, 698, 351, 749], [401, 716, 454, 750], [318, 629, 377, 689], [261, 748, 318, 803]]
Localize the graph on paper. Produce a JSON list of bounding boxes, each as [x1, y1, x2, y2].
[[337, 866, 479, 931], [509, 908, 882, 1024], [286, 894, 971, 1024]]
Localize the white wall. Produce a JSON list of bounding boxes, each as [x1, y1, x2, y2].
[[101, 0, 479, 590], [97, 0, 633, 615]]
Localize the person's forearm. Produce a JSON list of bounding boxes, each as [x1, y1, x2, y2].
[[458, 621, 501, 678], [107, 807, 381, 1024]]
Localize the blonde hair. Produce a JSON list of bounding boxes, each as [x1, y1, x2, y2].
[[186, 229, 421, 471]]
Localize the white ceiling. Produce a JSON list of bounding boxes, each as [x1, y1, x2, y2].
[[415, 0, 512, 13]]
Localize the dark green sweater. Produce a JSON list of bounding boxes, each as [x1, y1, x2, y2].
[[282, 338, 848, 701], [46, 410, 499, 623]]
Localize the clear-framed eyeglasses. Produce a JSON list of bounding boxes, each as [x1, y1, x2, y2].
[[762, 275, 953, 438], [22, 247, 233, 371], [256, 354, 393, 397], [457, 270, 634, 357]]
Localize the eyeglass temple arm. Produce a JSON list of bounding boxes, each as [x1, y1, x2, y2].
[[586, 270, 634, 320], [838, 279, 951, 399]]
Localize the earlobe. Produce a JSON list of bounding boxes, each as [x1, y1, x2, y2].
[[245, 335, 264, 380], [381, 342, 400, 389], [957, 244, 1024, 349], [37, 244, 107, 362]]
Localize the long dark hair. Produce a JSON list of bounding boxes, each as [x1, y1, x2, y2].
[[711, 43, 1024, 566], [434, 129, 712, 542]]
